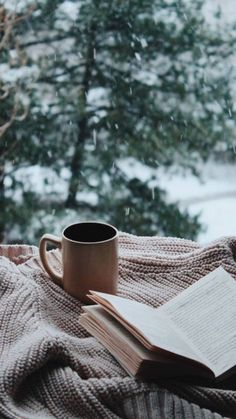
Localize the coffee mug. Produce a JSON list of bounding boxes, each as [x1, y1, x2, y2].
[[39, 221, 118, 303]]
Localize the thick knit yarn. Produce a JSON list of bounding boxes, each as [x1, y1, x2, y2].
[[0, 233, 236, 418]]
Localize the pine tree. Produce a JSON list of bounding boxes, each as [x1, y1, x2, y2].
[[1, 0, 236, 243]]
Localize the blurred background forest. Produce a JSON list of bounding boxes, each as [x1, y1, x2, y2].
[[1, 0, 236, 245]]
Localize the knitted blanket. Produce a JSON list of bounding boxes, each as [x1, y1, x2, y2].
[[0, 233, 236, 419]]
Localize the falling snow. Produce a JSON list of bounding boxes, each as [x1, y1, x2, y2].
[[135, 52, 141, 61]]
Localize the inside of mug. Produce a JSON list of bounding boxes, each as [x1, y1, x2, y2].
[[64, 222, 117, 243]]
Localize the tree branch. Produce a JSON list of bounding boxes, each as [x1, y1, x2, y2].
[[0, 97, 28, 139], [19, 34, 75, 49]]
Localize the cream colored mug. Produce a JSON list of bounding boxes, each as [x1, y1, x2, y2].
[[39, 221, 118, 303]]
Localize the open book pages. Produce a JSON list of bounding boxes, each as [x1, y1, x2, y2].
[[80, 266, 236, 380], [80, 306, 211, 379]]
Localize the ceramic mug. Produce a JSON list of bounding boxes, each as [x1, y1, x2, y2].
[[39, 221, 118, 303]]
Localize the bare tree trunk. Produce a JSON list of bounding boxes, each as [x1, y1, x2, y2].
[[65, 24, 96, 208]]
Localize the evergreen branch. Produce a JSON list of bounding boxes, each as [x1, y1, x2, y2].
[[37, 64, 85, 84], [19, 35, 75, 49]]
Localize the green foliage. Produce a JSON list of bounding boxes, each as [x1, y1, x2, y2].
[[99, 175, 201, 238], [1, 0, 236, 243]]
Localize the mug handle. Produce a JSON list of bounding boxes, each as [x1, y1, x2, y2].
[[39, 234, 63, 286]]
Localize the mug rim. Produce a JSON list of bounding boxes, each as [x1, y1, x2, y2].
[[62, 221, 118, 244]]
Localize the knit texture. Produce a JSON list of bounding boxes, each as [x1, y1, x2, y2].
[[0, 234, 236, 419]]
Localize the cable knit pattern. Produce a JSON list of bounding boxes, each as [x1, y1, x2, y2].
[[0, 234, 235, 418]]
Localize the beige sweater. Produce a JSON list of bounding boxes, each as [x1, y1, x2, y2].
[[0, 233, 235, 418]]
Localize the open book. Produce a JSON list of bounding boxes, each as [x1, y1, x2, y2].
[[79, 266, 236, 381]]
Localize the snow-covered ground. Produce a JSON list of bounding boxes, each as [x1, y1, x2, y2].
[[159, 161, 236, 244], [120, 158, 236, 244]]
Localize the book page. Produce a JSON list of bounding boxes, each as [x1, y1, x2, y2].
[[81, 306, 210, 379], [90, 292, 202, 363], [158, 267, 236, 377], [82, 305, 168, 363]]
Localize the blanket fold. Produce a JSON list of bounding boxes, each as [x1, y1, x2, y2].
[[0, 234, 235, 418]]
